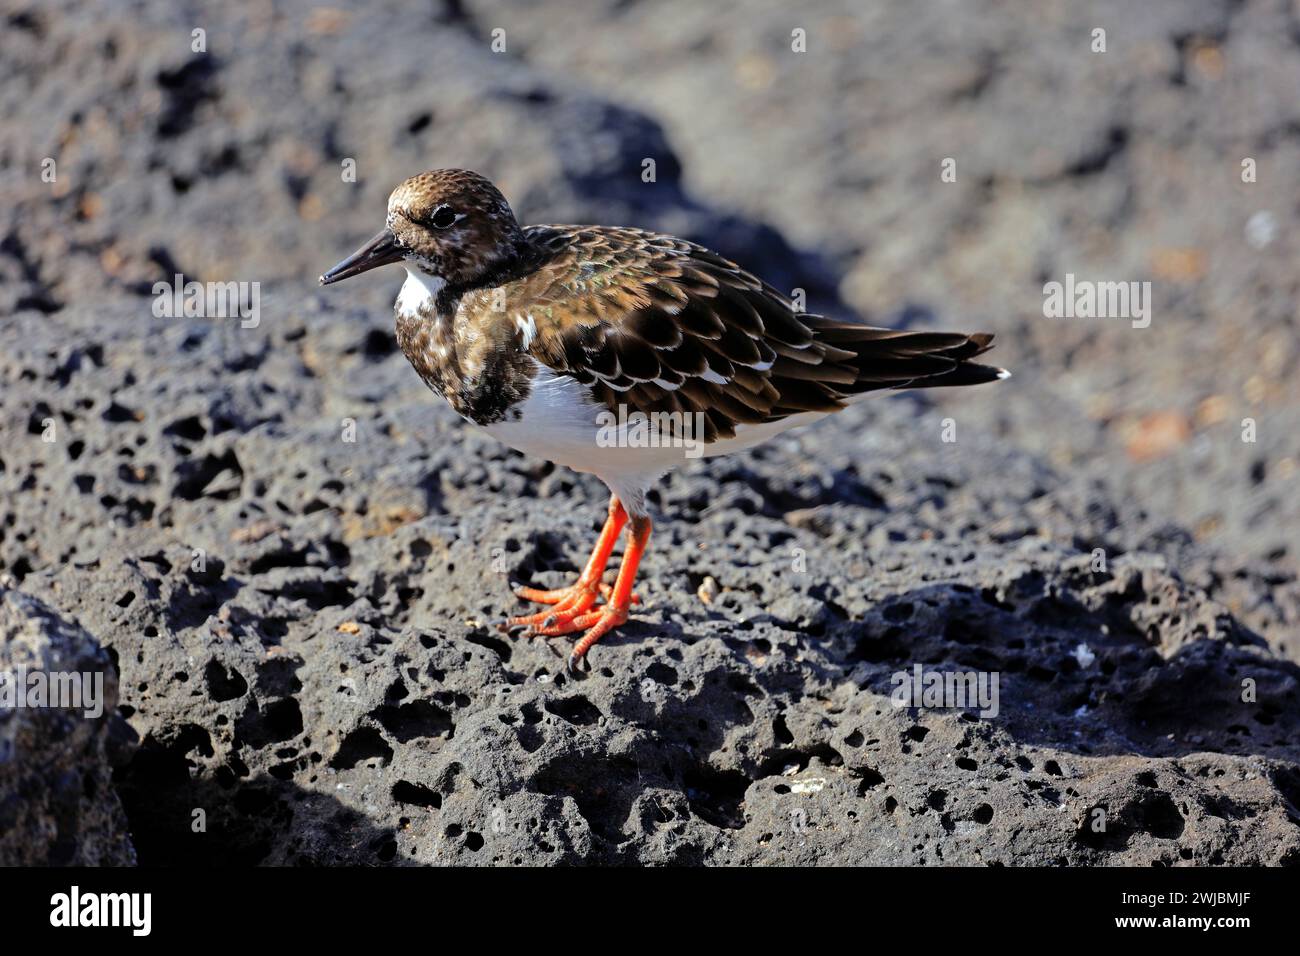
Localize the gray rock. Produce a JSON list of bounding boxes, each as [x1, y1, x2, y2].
[[2, 0, 1298, 866], [0, 586, 135, 866], [5, 293, 1298, 865]]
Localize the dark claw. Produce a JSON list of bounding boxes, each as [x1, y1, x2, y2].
[[497, 620, 530, 637], [567, 650, 589, 676]]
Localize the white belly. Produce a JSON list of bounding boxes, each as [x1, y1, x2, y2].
[[481, 365, 686, 472], [481, 363, 833, 512], [481, 365, 688, 511]]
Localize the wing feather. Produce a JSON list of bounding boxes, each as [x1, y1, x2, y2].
[[491, 225, 1001, 447]]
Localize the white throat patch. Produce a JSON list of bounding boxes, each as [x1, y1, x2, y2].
[[396, 266, 446, 319]]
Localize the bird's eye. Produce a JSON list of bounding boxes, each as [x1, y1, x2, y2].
[[430, 206, 458, 229]]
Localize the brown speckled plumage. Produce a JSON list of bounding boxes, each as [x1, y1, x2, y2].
[[394, 280, 536, 425], [379, 170, 1004, 435], [320, 168, 1007, 672]]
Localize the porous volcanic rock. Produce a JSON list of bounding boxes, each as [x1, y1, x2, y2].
[[1, 0, 1298, 866], [0, 586, 135, 866], [4, 295, 1298, 865]]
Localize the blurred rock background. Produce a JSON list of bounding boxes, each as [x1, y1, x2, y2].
[[0, 0, 1297, 864]]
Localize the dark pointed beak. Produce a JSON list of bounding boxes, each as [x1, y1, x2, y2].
[[319, 228, 403, 285]]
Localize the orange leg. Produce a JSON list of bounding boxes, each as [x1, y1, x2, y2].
[[503, 498, 640, 634], [510, 496, 628, 609], [532, 515, 652, 673], [501, 502, 655, 671]]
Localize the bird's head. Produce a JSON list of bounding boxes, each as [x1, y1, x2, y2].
[[319, 169, 526, 291]]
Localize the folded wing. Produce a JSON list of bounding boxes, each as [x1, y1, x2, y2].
[[505, 225, 1005, 444]]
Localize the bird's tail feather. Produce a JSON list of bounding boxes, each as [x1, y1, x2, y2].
[[812, 326, 1008, 393]]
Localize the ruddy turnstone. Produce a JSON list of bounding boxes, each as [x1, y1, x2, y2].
[[320, 169, 1007, 672]]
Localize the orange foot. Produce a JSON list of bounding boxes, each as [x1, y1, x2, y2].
[[511, 580, 639, 607], [500, 497, 651, 674]]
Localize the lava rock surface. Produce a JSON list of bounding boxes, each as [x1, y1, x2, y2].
[[3, 296, 1298, 865], [1, 0, 1297, 865], [0, 587, 135, 865]]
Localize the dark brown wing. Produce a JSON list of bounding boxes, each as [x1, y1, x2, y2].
[[503, 225, 1003, 444]]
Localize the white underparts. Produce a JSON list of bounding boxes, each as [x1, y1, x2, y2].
[[396, 266, 446, 321], [479, 361, 839, 517], [481, 363, 673, 515]]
